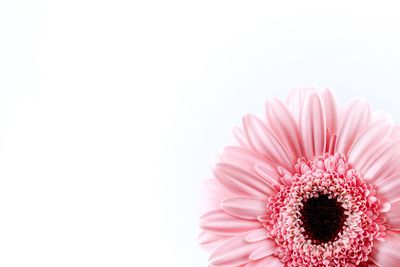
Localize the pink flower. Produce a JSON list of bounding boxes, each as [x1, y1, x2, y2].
[[199, 88, 400, 267]]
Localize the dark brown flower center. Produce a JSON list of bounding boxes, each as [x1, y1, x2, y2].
[[300, 195, 347, 244]]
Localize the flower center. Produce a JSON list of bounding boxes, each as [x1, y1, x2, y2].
[[300, 194, 346, 244], [263, 154, 388, 266]]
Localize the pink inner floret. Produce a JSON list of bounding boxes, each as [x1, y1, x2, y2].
[[262, 153, 388, 267]]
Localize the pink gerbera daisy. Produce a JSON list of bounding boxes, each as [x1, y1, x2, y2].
[[199, 88, 400, 267]]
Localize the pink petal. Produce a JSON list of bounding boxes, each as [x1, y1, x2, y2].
[[200, 209, 262, 235], [318, 88, 338, 152], [243, 114, 293, 170], [385, 201, 400, 230], [232, 126, 251, 148], [370, 232, 400, 266], [249, 240, 276, 260], [356, 138, 392, 180], [265, 98, 303, 162], [218, 146, 282, 188], [214, 163, 274, 197], [254, 163, 283, 188], [245, 228, 270, 242], [209, 233, 270, 266], [219, 146, 280, 181], [245, 255, 284, 267], [348, 120, 391, 170], [335, 99, 371, 155], [200, 178, 236, 213], [390, 125, 400, 140], [360, 139, 400, 182], [300, 91, 326, 159], [221, 197, 266, 220], [286, 87, 314, 124], [375, 173, 400, 203], [327, 132, 337, 155], [198, 231, 230, 251]]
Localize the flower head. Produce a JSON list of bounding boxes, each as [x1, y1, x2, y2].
[[199, 88, 400, 266]]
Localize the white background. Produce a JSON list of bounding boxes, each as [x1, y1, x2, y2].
[[1, 1, 400, 266]]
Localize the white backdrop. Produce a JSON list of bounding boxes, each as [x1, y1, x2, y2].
[[1, 1, 400, 266]]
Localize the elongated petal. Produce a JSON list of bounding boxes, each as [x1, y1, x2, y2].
[[245, 228, 270, 242], [327, 133, 337, 155], [348, 120, 391, 169], [219, 146, 280, 182], [254, 163, 282, 188], [221, 197, 266, 220], [386, 201, 400, 230], [361, 140, 400, 182], [200, 209, 261, 235], [198, 231, 229, 251], [356, 138, 392, 179], [335, 99, 371, 155], [300, 92, 326, 159], [370, 232, 400, 266], [390, 125, 400, 140], [243, 114, 293, 170], [375, 173, 400, 203], [209, 233, 269, 266], [214, 163, 274, 197], [245, 255, 284, 267], [319, 88, 338, 152], [266, 98, 302, 162], [232, 126, 251, 148], [249, 241, 276, 260], [286, 87, 314, 124], [219, 146, 282, 187], [200, 178, 236, 213]]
